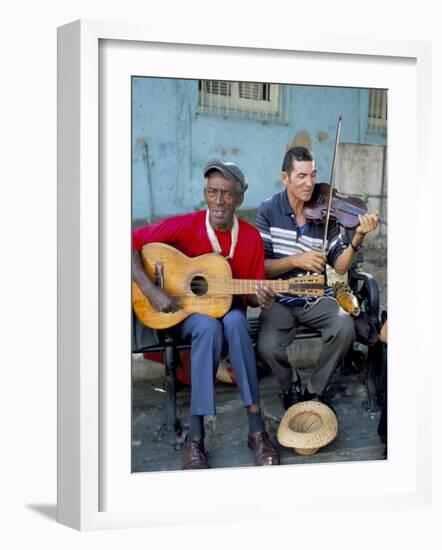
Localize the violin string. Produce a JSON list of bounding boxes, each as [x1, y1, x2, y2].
[[331, 197, 368, 216], [323, 196, 386, 224]]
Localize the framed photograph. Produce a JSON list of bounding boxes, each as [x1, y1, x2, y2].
[[57, 19, 432, 530], [130, 74, 388, 476]]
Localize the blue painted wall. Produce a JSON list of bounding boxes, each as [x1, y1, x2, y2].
[[132, 78, 386, 220]]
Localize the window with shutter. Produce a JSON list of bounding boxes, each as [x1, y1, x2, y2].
[[368, 89, 387, 134], [198, 80, 289, 122]]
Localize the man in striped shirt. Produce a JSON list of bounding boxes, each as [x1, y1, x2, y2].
[[255, 146, 379, 409]]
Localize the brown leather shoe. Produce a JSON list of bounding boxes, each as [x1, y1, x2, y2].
[[182, 438, 209, 470], [248, 431, 280, 466]]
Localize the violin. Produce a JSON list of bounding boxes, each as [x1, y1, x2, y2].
[[304, 182, 387, 229]]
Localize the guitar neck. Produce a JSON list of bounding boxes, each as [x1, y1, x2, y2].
[[215, 279, 298, 295]]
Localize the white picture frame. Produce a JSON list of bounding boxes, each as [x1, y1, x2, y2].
[[57, 19, 434, 531]]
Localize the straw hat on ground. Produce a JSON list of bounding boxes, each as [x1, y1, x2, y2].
[[277, 401, 338, 455]]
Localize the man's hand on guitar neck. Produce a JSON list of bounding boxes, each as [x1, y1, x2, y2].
[[248, 286, 275, 310]]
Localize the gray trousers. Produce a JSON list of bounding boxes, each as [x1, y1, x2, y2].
[[257, 297, 355, 396]]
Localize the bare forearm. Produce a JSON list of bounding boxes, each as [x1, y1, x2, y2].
[[265, 250, 326, 278], [333, 247, 357, 275], [132, 249, 157, 298], [334, 213, 380, 274], [264, 256, 298, 278], [333, 234, 364, 275]]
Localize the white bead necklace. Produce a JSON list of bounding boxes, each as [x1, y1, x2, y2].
[[205, 209, 239, 260]]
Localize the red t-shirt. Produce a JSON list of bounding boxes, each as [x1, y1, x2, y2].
[[132, 210, 265, 281]]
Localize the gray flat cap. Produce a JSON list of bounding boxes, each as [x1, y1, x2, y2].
[[203, 159, 249, 192]]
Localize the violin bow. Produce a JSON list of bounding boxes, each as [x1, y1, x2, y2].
[[322, 116, 342, 252]]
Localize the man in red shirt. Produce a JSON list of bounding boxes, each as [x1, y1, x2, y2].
[[132, 159, 279, 469]]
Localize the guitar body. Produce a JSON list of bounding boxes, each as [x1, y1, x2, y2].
[[133, 243, 233, 329]]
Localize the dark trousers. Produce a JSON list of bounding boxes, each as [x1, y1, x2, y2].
[[377, 346, 387, 442], [257, 297, 355, 396]]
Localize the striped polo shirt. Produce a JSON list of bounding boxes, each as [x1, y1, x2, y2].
[[255, 189, 347, 306]]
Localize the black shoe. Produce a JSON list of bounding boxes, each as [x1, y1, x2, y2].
[[302, 387, 319, 402], [302, 388, 337, 415], [282, 382, 302, 410]]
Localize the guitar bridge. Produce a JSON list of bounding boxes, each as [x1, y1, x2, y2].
[[154, 262, 165, 289]]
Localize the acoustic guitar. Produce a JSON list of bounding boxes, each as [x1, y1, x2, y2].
[[133, 243, 324, 329]]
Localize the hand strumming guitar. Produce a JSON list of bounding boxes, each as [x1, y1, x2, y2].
[[132, 249, 181, 313], [145, 286, 181, 314]]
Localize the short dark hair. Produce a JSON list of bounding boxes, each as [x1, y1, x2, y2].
[[282, 146, 315, 175]]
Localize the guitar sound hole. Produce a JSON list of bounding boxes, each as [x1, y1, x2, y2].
[[190, 276, 208, 296]]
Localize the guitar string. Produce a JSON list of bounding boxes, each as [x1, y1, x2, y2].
[[167, 279, 324, 295]]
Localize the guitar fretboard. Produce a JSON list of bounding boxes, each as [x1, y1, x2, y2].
[[207, 278, 323, 295]]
